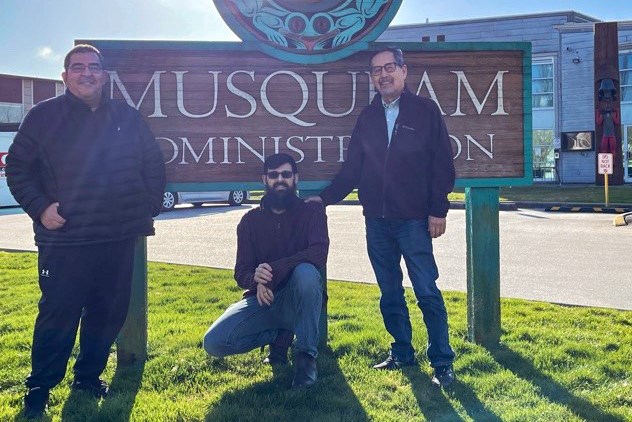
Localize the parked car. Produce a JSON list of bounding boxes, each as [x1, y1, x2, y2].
[[162, 190, 249, 211]]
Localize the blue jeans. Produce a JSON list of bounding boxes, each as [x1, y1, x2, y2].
[[203, 263, 323, 358], [366, 217, 455, 368]]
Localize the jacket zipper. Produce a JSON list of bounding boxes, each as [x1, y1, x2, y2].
[[382, 122, 398, 218]]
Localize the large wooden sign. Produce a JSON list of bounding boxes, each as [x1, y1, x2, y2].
[[85, 40, 531, 191]]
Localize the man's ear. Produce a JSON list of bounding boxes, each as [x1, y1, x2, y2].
[[62, 71, 68, 85], [261, 175, 266, 185], [294, 173, 299, 184]]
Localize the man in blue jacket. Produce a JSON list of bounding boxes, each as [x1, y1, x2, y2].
[[7, 44, 165, 418], [308, 47, 456, 387]]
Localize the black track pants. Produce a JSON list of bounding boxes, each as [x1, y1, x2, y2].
[[26, 238, 136, 388]]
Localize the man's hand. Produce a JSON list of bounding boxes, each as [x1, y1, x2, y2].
[[254, 263, 273, 285], [256, 283, 274, 306], [40, 202, 66, 230], [304, 196, 323, 204], [428, 215, 446, 238]]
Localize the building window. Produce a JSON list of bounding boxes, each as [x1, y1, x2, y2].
[[620, 52, 632, 103], [0, 103, 23, 124], [532, 60, 554, 109], [532, 58, 555, 181], [533, 129, 556, 181]]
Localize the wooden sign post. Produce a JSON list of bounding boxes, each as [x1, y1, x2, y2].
[[84, 3, 532, 363]]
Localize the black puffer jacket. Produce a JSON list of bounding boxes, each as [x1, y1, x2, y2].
[[320, 88, 455, 219], [6, 90, 165, 246]]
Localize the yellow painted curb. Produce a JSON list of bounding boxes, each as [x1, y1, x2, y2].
[[613, 212, 632, 227]]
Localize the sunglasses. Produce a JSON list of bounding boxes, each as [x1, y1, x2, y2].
[[266, 170, 294, 179]]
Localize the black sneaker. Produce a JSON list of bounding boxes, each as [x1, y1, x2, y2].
[[24, 386, 49, 419], [431, 365, 456, 388], [71, 378, 109, 398], [291, 352, 317, 389], [263, 343, 290, 365], [373, 355, 416, 370], [262, 329, 293, 365]]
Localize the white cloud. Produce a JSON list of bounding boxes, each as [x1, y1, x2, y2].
[[37, 46, 62, 63], [37, 46, 62, 62]]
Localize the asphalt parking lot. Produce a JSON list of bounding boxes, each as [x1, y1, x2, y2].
[[2, 204, 629, 310]]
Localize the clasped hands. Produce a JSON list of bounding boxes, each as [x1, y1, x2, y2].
[[254, 263, 274, 306]]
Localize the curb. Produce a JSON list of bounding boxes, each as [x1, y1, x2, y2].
[[245, 199, 632, 213], [544, 206, 632, 214], [449, 201, 518, 211]]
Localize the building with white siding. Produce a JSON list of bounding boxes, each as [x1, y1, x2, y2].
[[380, 11, 632, 184]]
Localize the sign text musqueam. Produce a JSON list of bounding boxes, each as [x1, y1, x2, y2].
[[87, 41, 531, 188]]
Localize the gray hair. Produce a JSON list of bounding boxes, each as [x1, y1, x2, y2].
[[370, 47, 405, 67]]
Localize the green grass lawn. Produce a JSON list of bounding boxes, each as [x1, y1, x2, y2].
[[1, 251, 630, 421]]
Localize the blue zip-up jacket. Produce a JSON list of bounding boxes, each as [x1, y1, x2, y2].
[[319, 88, 455, 219]]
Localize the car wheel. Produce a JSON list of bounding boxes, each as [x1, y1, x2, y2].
[[162, 192, 177, 211], [228, 190, 245, 206]]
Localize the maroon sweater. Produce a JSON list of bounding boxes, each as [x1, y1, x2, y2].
[[234, 194, 329, 296]]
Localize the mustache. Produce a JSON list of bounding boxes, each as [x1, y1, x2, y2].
[[379, 76, 393, 84], [273, 181, 289, 188]]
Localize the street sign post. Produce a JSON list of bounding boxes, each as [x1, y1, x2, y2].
[[598, 153, 614, 206]]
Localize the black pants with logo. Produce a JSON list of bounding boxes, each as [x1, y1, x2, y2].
[[26, 238, 136, 389]]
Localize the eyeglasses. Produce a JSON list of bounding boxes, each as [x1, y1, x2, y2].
[[370, 62, 398, 76], [266, 170, 294, 179], [68, 63, 103, 73]]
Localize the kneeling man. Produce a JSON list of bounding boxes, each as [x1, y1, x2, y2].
[[203, 153, 329, 388]]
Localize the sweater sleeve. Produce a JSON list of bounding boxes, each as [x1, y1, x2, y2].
[[267, 204, 329, 290], [5, 110, 53, 221], [234, 217, 258, 291], [428, 102, 456, 218], [138, 114, 166, 217], [319, 118, 364, 206]]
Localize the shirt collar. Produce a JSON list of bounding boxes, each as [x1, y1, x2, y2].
[[382, 96, 401, 110]]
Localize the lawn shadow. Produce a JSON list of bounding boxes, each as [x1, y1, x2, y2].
[[58, 362, 144, 421], [59, 388, 99, 421], [205, 346, 369, 422], [403, 366, 501, 422], [98, 362, 145, 420], [490, 344, 625, 422]]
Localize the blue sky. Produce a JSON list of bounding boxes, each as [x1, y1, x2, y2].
[[1, 0, 631, 81]]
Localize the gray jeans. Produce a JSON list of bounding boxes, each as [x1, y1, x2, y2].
[[203, 263, 323, 358]]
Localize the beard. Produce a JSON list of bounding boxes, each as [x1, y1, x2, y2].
[[265, 181, 297, 210]]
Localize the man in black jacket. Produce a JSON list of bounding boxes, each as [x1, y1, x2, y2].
[[203, 153, 329, 389], [6, 44, 165, 418], [308, 47, 457, 387]]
